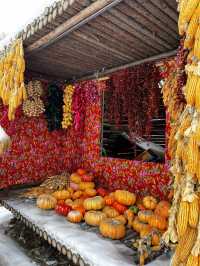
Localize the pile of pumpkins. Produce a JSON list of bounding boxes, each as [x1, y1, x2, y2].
[[36, 169, 170, 245]]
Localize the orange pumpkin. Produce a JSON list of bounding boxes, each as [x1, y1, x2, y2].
[[149, 215, 167, 231], [72, 198, 84, 208], [67, 210, 83, 223], [84, 211, 107, 226], [72, 191, 83, 200], [99, 218, 126, 239], [138, 210, 154, 223], [83, 196, 105, 210], [85, 188, 97, 197], [154, 201, 170, 218], [143, 196, 157, 210], [103, 206, 119, 218], [52, 190, 70, 200], [104, 195, 115, 206], [65, 199, 73, 207], [132, 217, 151, 233], [114, 215, 127, 225], [73, 206, 85, 216], [76, 169, 86, 176], [37, 194, 57, 210], [114, 190, 136, 206], [79, 182, 95, 190], [70, 173, 81, 184], [112, 202, 127, 214]]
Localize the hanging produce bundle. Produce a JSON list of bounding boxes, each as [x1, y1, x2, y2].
[[22, 80, 45, 117], [23, 97, 45, 117], [62, 84, 74, 129], [163, 1, 200, 265], [106, 64, 161, 137], [45, 84, 63, 131], [26, 80, 44, 98], [0, 39, 26, 120]]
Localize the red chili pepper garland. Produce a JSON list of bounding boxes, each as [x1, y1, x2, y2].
[[107, 64, 161, 137], [0, 78, 170, 199]]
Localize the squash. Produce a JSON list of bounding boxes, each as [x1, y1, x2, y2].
[[81, 174, 94, 182], [55, 203, 71, 216], [124, 209, 134, 228], [70, 173, 81, 184], [37, 194, 57, 210], [103, 206, 119, 218], [143, 196, 157, 210], [132, 217, 152, 233], [149, 214, 167, 231], [114, 190, 136, 206], [154, 201, 170, 218], [72, 198, 84, 208], [65, 199, 73, 207], [76, 168, 86, 176], [99, 218, 126, 239], [72, 205, 85, 216], [138, 210, 154, 223], [85, 188, 97, 197], [52, 190, 70, 200], [79, 182, 95, 190], [114, 215, 127, 225], [112, 201, 127, 214], [104, 195, 115, 206], [67, 210, 83, 223], [84, 196, 105, 210], [84, 211, 107, 226], [72, 191, 83, 200]]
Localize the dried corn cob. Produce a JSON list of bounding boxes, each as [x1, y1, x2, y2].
[[187, 135, 199, 175], [185, 74, 198, 106], [179, 0, 199, 36], [184, 4, 200, 49], [189, 197, 199, 228], [177, 201, 190, 238], [186, 254, 199, 266], [180, 227, 197, 263]]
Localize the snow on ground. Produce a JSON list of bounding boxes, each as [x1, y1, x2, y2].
[[0, 207, 37, 266]]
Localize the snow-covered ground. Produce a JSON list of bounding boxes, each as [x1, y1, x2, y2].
[[0, 207, 37, 266]]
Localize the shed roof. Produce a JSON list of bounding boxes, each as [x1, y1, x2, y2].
[[19, 0, 178, 81]]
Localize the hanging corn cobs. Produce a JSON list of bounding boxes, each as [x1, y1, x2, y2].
[[163, 1, 200, 264], [0, 39, 26, 120]]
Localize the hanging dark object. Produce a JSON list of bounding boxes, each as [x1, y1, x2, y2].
[[45, 84, 63, 131]]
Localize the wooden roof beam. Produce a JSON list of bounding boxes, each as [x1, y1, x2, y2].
[[25, 0, 122, 55], [74, 49, 177, 82]]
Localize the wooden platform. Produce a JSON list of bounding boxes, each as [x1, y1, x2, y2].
[[0, 189, 171, 266]]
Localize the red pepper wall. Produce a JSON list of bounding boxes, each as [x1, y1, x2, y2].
[[0, 82, 170, 199], [0, 106, 81, 189], [81, 86, 170, 199]]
